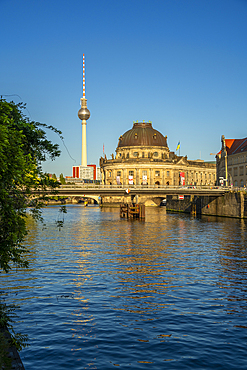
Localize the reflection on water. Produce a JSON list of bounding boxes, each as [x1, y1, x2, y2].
[[1, 205, 247, 369]]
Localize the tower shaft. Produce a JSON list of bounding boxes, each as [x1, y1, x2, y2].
[[81, 121, 87, 166]]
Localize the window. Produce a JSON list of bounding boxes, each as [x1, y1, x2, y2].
[[155, 171, 160, 177], [142, 170, 147, 176], [108, 171, 111, 177], [142, 152, 145, 158], [129, 171, 134, 176], [167, 171, 170, 177], [118, 153, 122, 158], [153, 152, 158, 157], [234, 167, 238, 176], [117, 171, 121, 177], [239, 166, 244, 176], [126, 153, 129, 159], [133, 152, 138, 157]]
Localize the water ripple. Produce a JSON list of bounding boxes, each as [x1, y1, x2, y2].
[[1, 206, 247, 369]]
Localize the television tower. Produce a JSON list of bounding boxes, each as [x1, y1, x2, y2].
[[78, 54, 90, 166]]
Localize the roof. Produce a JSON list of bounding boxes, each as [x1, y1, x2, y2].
[[117, 122, 168, 148], [225, 138, 247, 155]]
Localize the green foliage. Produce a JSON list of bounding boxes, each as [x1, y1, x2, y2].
[[0, 100, 63, 273], [0, 100, 66, 364], [55, 205, 67, 230], [59, 173, 66, 185]]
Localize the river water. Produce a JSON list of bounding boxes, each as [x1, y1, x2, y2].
[[1, 205, 247, 369]]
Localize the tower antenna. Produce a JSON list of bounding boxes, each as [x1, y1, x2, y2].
[[82, 53, 85, 98]]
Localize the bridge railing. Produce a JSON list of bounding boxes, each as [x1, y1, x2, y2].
[[59, 184, 235, 191]]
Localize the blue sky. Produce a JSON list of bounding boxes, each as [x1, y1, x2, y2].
[[1, 0, 247, 176]]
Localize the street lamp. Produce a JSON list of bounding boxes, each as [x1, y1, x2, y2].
[[224, 152, 228, 187]]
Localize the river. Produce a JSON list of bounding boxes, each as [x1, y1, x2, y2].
[[1, 205, 247, 369]]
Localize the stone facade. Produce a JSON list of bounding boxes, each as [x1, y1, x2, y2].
[[100, 121, 216, 187], [216, 135, 247, 187]]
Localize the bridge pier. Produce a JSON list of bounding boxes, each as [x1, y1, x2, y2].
[[120, 203, 145, 219], [100, 194, 163, 207]]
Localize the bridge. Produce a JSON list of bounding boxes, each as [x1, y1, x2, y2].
[[36, 185, 246, 218], [51, 184, 229, 198]]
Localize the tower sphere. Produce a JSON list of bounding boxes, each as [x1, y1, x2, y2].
[[78, 107, 90, 121]]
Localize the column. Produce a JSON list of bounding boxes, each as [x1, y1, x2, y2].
[[136, 168, 139, 185], [150, 169, 153, 186], [81, 121, 87, 166], [123, 168, 127, 186]]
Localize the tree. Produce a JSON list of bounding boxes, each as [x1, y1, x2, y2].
[[59, 173, 66, 185], [0, 99, 63, 273]]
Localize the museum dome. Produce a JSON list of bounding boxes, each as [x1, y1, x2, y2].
[[117, 122, 168, 148]]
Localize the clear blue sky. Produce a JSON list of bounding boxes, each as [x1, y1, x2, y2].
[[1, 0, 247, 176]]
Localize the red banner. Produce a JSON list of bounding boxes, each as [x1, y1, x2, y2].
[[180, 172, 185, 186]]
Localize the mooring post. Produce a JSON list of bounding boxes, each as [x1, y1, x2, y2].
[[139, 204, 145, 219], [191, 195, 196, 216]]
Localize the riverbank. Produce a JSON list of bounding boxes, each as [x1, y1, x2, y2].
[[0, 326, 25, 370], [166, 191, 247, 218]]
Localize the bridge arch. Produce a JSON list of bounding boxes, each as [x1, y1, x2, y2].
[[74, 195, 100, 204], [143, 196, 165, 207]]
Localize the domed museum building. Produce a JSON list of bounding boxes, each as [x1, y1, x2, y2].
[[100, 121, 216, 187]]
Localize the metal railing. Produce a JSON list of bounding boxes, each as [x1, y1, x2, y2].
[[59, 184, 237, 191]]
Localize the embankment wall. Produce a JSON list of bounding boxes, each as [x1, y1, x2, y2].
[[166, 192, 247, 218]]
